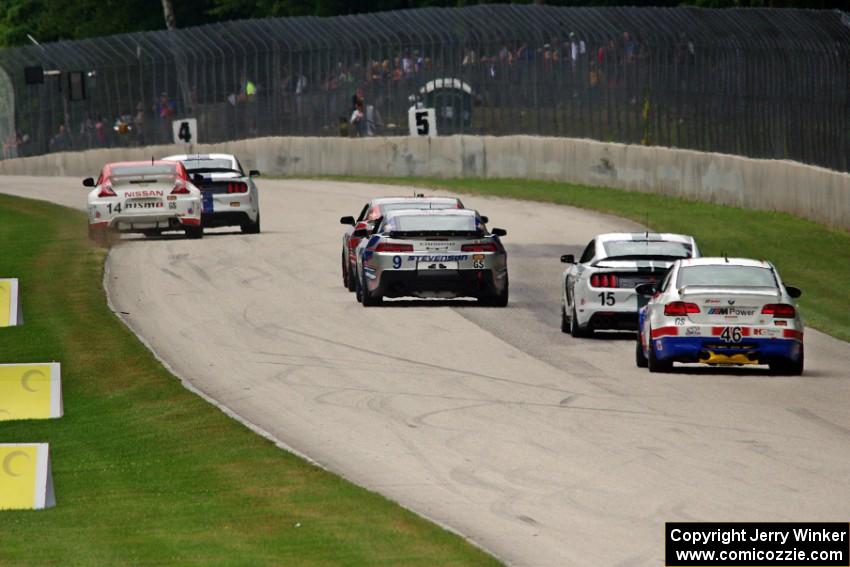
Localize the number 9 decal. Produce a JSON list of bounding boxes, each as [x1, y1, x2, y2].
[[392, 255, 402, 269]]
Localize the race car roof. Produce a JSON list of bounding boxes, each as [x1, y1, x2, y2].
[[678, 257, 770, 268], [596, 232, 694, 244], [371, 196, 459, 205]]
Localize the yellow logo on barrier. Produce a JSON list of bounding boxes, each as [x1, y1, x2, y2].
[[0, 443, 55, 510], [0, 278, 22, 327], [0, 363, 62, 421]]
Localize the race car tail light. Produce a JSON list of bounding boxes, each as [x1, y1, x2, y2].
[[664, 301, 700, 316], [97, 183, 116, 198], [375, 242, 414, 253], [590, 274, 619, 288], [171, 180, 190, 195], [461, 242, 497, 252], [227, 182, 248, 194], [349, 237, 362, 250], [761, 303, 796, 318]]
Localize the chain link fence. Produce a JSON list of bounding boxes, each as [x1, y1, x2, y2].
[[0, 5, 848, 172]]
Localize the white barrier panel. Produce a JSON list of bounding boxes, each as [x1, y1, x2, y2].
[[0, 443, 55, 510], [0, 278, 22, 327], [0, 363, 62, 421]]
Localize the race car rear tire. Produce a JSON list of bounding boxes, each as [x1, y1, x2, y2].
[[341, 251, 350, 289], [241, 213, 261, 234], [360, 274, 382, 307], [647, 336, 672, 373], [184, 225, 204, 239], [560, 303, 570, 333], [769, 350, 804, 376], [354, 272, 363, 303], [479, 277, 509, 307], [635, 339, 648, 368], [569, 305, 590, 338], [346, 261, 357, 292]]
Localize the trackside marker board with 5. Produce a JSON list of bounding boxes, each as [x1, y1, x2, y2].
[[0, 444, 55, 510], [0, 278, 22, 326], [0, 363, 63, 421]]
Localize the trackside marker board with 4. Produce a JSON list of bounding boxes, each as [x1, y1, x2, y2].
[[0, 278, 22, 326], [0, 363, 63, 421], [0, 444, 55, 510]]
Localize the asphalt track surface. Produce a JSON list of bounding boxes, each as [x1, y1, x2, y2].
[[3, 176, 850, 566]]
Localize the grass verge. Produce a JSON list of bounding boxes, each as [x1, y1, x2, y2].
[[0, 193, 501, 566], [329, 176, 850, 343]]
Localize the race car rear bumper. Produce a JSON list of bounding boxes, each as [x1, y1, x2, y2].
[[652, 336, 802, 364], [201, 211, 253, 228], [587, 311, 638, 330], [372, 269, 504, 298]]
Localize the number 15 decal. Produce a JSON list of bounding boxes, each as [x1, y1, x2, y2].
[[598, 292, 615, 306]]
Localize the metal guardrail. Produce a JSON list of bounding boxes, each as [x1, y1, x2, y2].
[[0, 5, 848, 172]]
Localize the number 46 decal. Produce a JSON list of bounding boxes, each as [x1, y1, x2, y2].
[[720, 326, 743, 343]]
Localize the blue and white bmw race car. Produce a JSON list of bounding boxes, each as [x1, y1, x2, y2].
[[635, 257, 804, 375], [560, 232, 699, 336]]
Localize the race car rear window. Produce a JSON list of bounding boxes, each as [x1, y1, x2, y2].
[[181, 158, 234, 171], [388, 214, 477, 233], [677, 265, 777, 288], [381, 201, 459, 214], [110, 164, 178, 180], [603, 240, 692, 259]]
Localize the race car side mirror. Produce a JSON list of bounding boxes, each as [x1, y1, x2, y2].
[[560, 254, 575, 264], [340, 216, 356, 226], [480, 215, 489, 224], [352, 229, 369, 238], [786, 285, 802, 298], [82, 177, 95, 187], [249, 169, 261, 177], [491, 228, 507, 237], [191, 173, 205, 187], [635, 283, 656, 296]]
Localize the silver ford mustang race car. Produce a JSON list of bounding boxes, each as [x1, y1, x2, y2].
[[353, 209, 508, 306], [636, 257, 804, 375], [162, 153, 261, 234], [561, 232, 699, 336]]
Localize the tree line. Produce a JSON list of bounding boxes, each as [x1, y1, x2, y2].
[[1, 0, 847, 48]]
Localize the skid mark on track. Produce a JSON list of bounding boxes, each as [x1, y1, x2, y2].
[[788, 407, 850, 438]]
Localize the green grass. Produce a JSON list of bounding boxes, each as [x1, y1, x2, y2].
[[330, 176, 850, 343], [0, 194, 501, 567]]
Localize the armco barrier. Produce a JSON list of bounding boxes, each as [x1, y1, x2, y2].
[[0, 278, 22, 327], [0, 363, 63, 421], [1, 136, 849, 231], [0, 443, 55, 510]]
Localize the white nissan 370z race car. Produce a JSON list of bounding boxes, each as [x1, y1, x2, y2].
[[85, 160, 203, 241], [560, 232, 700, 336], [635, 257, 804, 375]]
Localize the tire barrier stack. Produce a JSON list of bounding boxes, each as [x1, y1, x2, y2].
[[0, 281, 59, 510]]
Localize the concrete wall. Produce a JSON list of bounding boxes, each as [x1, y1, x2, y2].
[[2, 135, 849, 230]]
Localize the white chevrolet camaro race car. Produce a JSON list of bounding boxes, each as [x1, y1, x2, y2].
[[353, 208, 508, 306], [85, 160, 203, 241], [560, 232, 699, 336], [162, 153, 261, 234], [636, 257, 804, 375]]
